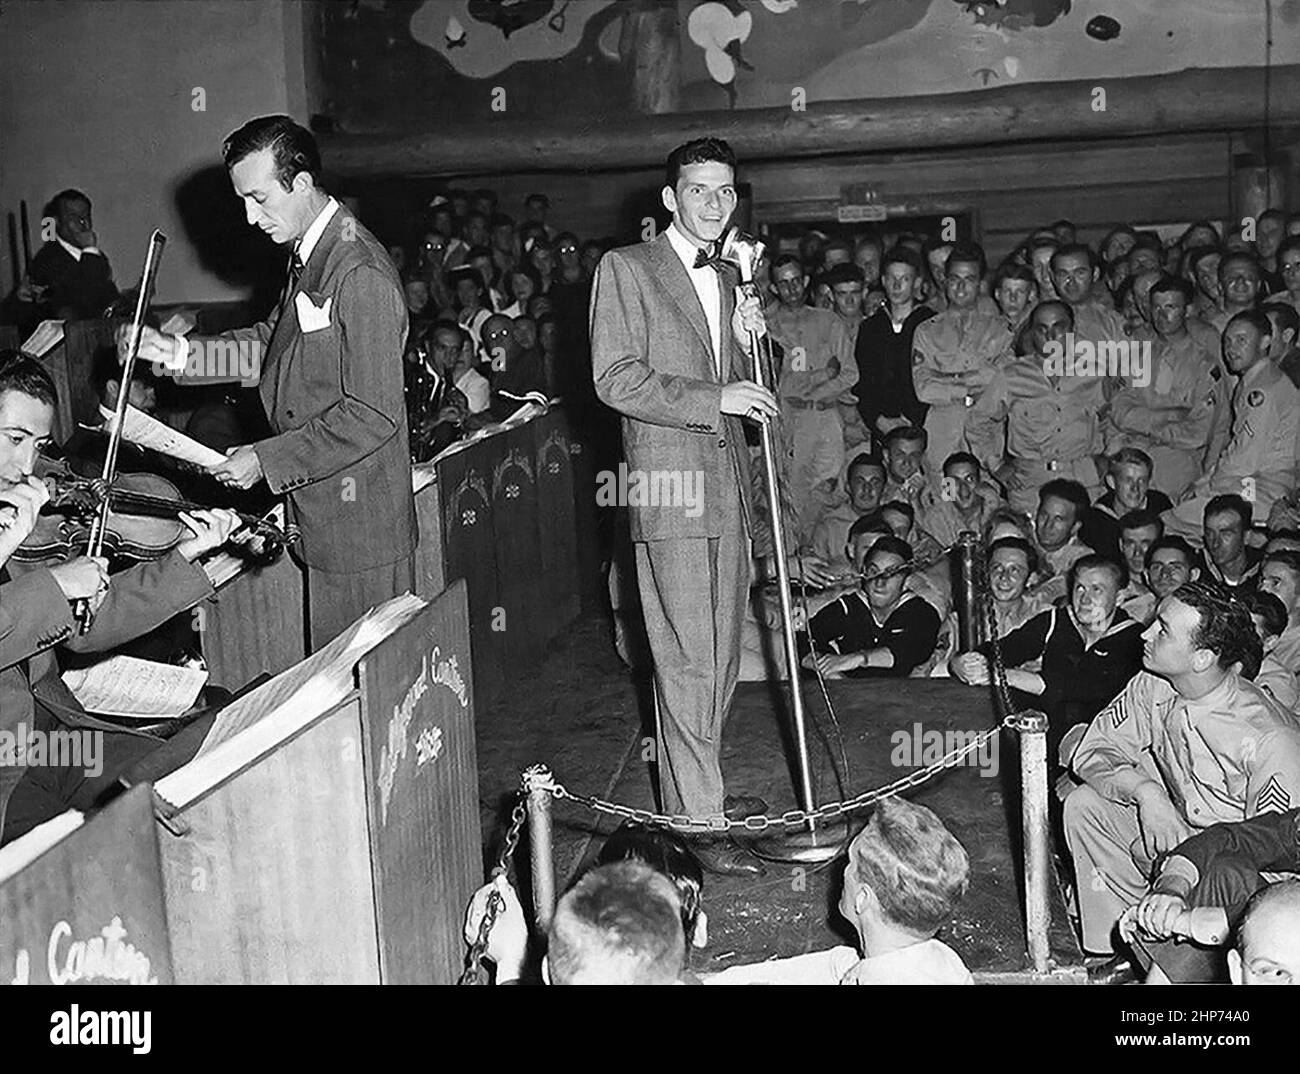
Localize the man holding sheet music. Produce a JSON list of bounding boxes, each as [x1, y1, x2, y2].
[[120, 115, 418, 651], [0, 351, 243, 844]]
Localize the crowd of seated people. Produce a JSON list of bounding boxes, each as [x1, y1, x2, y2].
[[718, 210, 1300, 983]]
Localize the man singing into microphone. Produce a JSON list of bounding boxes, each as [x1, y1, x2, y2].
[[590, 137, 776, 876], [123, 115, 416, 650]]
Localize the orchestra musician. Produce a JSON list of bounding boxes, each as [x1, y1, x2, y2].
[[0, 351, 244, 844], [122, 115, 418, 650]]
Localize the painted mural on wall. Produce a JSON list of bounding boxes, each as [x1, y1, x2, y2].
[[318, 0, 1300, 130]]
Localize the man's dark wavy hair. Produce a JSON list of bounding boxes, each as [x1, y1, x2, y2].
[[223, 115, 322, 193], [1174, 578, 1263, 679], [664, 137, 736, 190], [0, 349, 58, 408]]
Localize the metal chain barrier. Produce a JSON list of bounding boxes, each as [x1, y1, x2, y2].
[[458, 774, 530, 986]]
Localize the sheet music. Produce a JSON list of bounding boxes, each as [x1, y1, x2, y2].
[[155, 593, 427, 809], [0, 810, 84, 884], [62, 656, 208, 720], [101, 403, 226, 469], [20, 319, 65, 358]]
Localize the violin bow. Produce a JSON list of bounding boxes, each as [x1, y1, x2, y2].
[[75, 229, 167, 632]]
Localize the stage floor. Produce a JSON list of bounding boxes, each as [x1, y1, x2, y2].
[[479, 615, 1085, 980]]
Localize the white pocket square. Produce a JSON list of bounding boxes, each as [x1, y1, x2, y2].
[[295, 292, 333, 332]]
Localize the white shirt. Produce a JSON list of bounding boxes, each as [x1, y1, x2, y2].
[[56, 235, 101, 262], [702, 939, 974, 985], [297, 196, 340, 267], [665, 222, 723, 377]]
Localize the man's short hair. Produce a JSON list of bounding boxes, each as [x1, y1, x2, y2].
[[1068, 553, 1128, 594], [847, 515, 894, 543], [823, 263, 865, 287], [1276, 234, 1300, 264], [665, 137, 736, 190], [1039, 478, 1090, 517], [879, 499, 915, 526], [431, 319, 469, 348], [1119, 508, 1164, 538], [1172, 579, 1263, 678], [945, 241, 987, 277], [1148, 274, 1195, 304], [1263, 549, 1300, 584], [1050, 243, 1096, 272], [222, 115, 322, 192], [1145, 534, 1196, 568], [1109, 446, 1154, 475], [1029, 298, 1075, 328], [881, 246, 924, 275], [596, 824, 704, 951], [1244, 588, 1288, 640], [0, 349, 58, 409], [865, 534, 914, 567], [44, 188, 91, 219], [1265, 302, 1300, 341], [1219, 250, 1262, 279], [771, 252, 803, 276], [942, 451, 981, 476], [1235, 878, 1300, 956], [1185, 244, 1223, 274], [988, 534, 1039, 576], [524, 192, 549, 208], [994, 261, 1036, 287], [983, 505, 1035, 545], [847, 452, 887, 481], [850, 797, 969, 937], [1227, 309, 1273, 340], [883, 424, 927, 451], [548, 861, 685, 985], [1204, 493, 1253, 529]]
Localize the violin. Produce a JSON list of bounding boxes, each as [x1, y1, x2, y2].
[[13, 456, 297, 565]]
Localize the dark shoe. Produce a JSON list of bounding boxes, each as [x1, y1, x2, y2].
[[1087, 953, 1138, 985], [723, 794, 769, 822], [696, 842, 766, 878]]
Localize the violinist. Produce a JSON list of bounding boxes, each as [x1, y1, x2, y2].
[[0, 351, 243, 844]]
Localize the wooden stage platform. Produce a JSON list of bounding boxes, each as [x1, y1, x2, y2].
[[541, 675, 1086, 982]]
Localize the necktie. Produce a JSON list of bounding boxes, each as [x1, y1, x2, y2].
[[288, 248, 305, 288]]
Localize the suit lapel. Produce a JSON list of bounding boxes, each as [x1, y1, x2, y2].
[[648, 233, 715, 374]]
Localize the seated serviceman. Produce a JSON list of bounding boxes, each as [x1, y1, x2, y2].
[[1195, 494, 1264, 591], [1122, 812, 1300, 985], [966, 300, 1108, 515], [463, 861, 686, 985], [910, 242, 1013, 473], [1079, 448, 1173, 561], [703, 797, 973, 985], [798, 535, 941, 680], [1243, 589, 1299, 710], [925, 535, 1050, 678], [805, 452, 886, 580], [879, 424, 931, 509], [878, 498, 951, 616], [1143, 535, 1201, 608], [917, 451, 1002, 548], [1114, 509, 1163, 625], [1029, 478, 1095, 603], [1165, 311, 1300, 540], [1257, 549, 1300, 671], [951, 554, 1145, 763], [1065, 580, 1300, 958], [0, 352, 244, 841]]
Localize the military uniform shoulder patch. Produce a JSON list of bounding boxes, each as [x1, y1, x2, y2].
[[1247, 389, 1266, 407], [1257, 773, 1292, 814]]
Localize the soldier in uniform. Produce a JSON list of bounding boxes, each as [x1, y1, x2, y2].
[[1050, 244, 1129, 352], [910, 242, 1012, 473], [1165, 311, 1300, 538], [1104, 276, 1229, 500], [768, 254, 860, 542], [966, 300, 1109, 515], [1065, 580, 1300, 957]]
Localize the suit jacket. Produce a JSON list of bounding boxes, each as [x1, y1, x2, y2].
[[589, 231, 752, 542], [28, 241, 119, 320], [176, 205, 417, 573], [0, 553, 214, 736]]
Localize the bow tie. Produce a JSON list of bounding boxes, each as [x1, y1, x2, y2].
[[693, 241, 726, 271]]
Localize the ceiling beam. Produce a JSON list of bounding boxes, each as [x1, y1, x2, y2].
[[320, 65, 1300, 179]]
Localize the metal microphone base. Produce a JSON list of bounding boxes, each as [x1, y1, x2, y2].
[[748, 816, 853, 865]]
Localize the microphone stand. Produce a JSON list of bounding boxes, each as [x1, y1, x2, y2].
[[724, 229, 847, 863]]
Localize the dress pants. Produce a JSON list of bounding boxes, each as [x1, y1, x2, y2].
[[303, 554, 416, 652], [634, 488, 749, 818], [1064, 783, 1194, 954]]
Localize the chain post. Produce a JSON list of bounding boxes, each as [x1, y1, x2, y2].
[[524, 764, 557, 934], [1011, 709, 1052, 974]]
